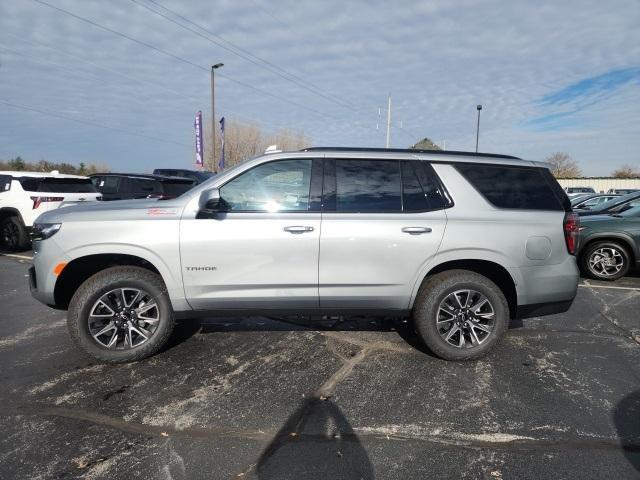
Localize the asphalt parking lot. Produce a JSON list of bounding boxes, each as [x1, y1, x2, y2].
[[0, 252, 639, 479]]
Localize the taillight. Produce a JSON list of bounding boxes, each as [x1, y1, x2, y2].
[[30, 196, 64, 209], [563, 212, 580, 255]]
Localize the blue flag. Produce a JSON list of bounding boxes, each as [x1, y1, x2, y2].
[[219, 116, 225, 171]]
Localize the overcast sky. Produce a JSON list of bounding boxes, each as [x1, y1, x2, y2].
[[1, 0, 639, 175]]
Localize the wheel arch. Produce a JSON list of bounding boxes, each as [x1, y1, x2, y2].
[[0, 207, 25, 224], [412, 259, 518, 319], [54, 253, 164, 310], [579, 234, 637, 265]]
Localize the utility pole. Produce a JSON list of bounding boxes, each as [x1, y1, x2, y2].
[[211, 63, 223, 171], [385, 94, 392, 148], [475, 104, 482, 153]]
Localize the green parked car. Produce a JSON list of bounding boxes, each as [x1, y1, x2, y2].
[[578, 206, 640, 280]]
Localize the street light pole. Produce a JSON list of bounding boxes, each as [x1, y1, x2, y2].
[[211, 63, 223, 171], [475, 104, 482, 153]]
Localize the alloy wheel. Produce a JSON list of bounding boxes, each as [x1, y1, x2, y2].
[[1, 222, 19, 248], [88, 288, 160, 350], [436, 289, 495, 348], [588, 247, 624, 277]]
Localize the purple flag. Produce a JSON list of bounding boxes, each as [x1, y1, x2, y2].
[[194, 110, 204, 166], [219, 116, 225, 171]]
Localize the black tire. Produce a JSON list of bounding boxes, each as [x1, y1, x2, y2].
[[67, 266, 175, 363], [0, 216, 29, 251], [413, 270, 509, 361], [580, 241, 631, 281]]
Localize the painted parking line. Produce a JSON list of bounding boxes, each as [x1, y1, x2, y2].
[[579, 283, 640, 291], [0, 253, 33, 261]]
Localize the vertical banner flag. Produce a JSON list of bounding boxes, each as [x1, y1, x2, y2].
[[194, 110, 204, 166], [219, 116, 225, 171]]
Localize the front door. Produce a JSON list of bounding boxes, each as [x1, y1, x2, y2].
[[319, 159, 449, 310], [180, 158, 322, 311]]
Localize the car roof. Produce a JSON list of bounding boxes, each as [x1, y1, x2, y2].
[[253, 147, 540, 168], [0, 170, 89, 179], [90, 173, 193, 182]]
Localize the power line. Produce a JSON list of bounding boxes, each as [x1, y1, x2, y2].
[[140, 0, 359, 110], [31, 0, 339, 120], [0, 100, 190, 147]]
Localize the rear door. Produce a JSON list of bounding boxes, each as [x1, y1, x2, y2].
[[319, 158, 449, 310]]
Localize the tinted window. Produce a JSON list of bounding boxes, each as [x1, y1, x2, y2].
[[93, 176, 121, 194], [161, 180, 194, 197], [18, 177, 97, 193], [220, 159, 312, 211], [335, 160, 401, 212], [0, 175, 11, 192], [127, 178, 158, 194], [456, 164, 564, 210], [594, 192, 640, 212], [401, 161, 450, 211]]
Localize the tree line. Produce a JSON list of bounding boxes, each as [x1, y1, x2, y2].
[[0, 156, 110, 175], [544, 152, 639, 179]]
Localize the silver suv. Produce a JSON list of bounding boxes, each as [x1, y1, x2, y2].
[[29, 148, 580, 362]]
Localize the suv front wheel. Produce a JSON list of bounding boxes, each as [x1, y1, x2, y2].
[[0, 216, 29, 251], [413, 270, 509, 361], [68, 266, 175, 363]]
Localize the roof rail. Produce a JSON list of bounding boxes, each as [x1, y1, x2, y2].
[[299, 147, 521, 160]]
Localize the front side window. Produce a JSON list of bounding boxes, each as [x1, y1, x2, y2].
[[335, 160, 401, 212], [220, 159, 312, 212]]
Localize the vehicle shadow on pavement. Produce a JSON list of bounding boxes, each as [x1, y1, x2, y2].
[[256, 396, 374, 479], [614, 389, 640, 473], [174, 315, 436, 357]]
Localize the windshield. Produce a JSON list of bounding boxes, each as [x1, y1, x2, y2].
[[592, 191, 640, 212]]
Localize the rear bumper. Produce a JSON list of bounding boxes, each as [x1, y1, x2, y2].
[[514, 299, 574, 319]]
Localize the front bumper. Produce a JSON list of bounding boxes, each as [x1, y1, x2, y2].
[[29, 238, 66, 308]]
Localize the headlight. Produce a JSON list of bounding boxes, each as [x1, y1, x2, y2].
[[32, 223, 61, 241]]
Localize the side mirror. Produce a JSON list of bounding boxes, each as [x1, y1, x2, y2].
[[199, 188, 221, 211]]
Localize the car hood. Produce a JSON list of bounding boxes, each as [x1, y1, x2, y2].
[[34, 198, 186, 224]]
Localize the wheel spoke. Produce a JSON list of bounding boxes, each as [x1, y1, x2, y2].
[[93, 322, 116, 337], [445, 326, 459, 342], [88, 287, 160, 350], [436, 289, 496, 349]]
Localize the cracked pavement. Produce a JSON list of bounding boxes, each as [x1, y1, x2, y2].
[[0, 254, 639, 479]]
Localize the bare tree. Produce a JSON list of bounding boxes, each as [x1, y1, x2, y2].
[[611, 164, 640, 178], [545, 152, 582, 178], [204, 119, 312, 171]]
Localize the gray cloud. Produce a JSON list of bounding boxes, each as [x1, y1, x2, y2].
[[0, 0, 639, 174]]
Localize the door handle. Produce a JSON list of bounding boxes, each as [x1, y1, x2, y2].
[[402, 227, 432, 235], [283, 226, 314, 234]]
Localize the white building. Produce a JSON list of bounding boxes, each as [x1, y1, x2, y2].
[[557, 177, 640, 193]]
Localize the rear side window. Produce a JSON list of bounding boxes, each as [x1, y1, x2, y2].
[[18, 177, 97, 193], [335, 160, 401, 212], [455, 164, 565, 211], [0, 175, 11, 192]]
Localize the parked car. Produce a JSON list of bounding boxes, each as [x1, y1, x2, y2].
[[576, 191, 640, 217], [30, 147, 579, 363], [577, 206, 640, 280], [90, 173, 195, 201], [0, 171, 100, 250], [571, 194, 620, 210], [152, 168, 214, 185], [607, 188, 639, 195], [565, 187, 595, 198]]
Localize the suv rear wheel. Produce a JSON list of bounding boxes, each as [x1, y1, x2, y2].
[[580, 241, 630, 281], [0, 216, 29, 251], [68, 266, 175, 363], [413, 270, 509, 361]]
